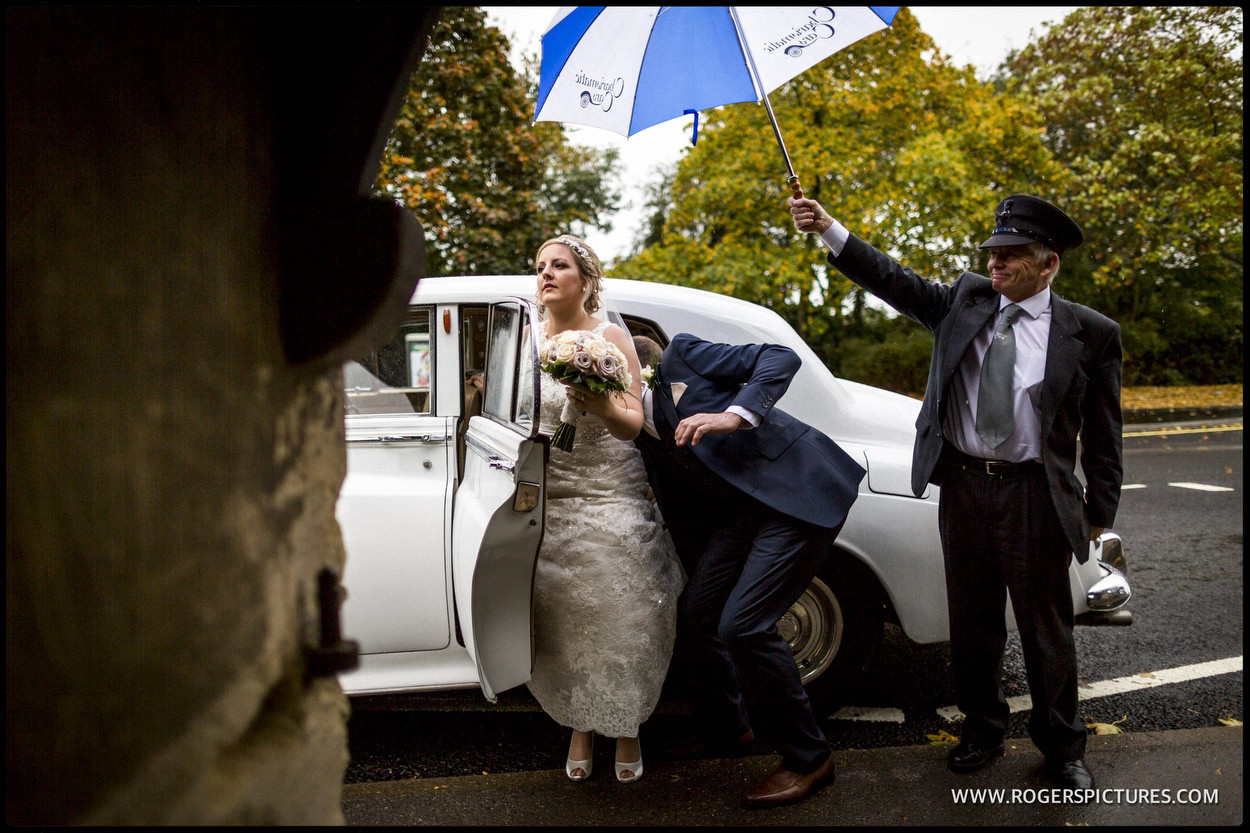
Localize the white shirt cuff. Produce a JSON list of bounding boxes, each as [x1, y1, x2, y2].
[[726, 405, 760, 428], [820, 218, 850, 257]]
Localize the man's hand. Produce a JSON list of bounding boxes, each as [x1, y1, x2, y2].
[[674, 412, 746, 447], [1089, 525, 1106, 542], [789, 196, 833, 236]]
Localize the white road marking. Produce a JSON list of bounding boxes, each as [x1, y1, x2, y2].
[[1169, 481, 1235, 492], [1101, 482, 1236, 491], [935, 656, 1244, 722]]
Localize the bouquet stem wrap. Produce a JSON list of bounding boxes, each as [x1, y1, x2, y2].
[[552, 400, 583, 452], [539, 328, 633, 453]]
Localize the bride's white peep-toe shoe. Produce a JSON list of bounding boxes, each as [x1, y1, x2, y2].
[[566, 731, 594, 781], [615, 738, 643, 784], [615, 757, 643, 783]]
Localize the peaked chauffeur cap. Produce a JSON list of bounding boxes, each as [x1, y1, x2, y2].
[[978, 194, 1084, 255]]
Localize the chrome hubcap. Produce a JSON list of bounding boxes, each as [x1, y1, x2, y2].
[[778, 576, 844, 684]]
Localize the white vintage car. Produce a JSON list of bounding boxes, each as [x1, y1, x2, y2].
[[336, 275, 1131, 710]]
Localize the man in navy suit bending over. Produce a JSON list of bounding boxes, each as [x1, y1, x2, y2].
[[633, 332, 865, 807]]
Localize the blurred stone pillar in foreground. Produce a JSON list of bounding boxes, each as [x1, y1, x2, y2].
[[7, 7, 435, 824]]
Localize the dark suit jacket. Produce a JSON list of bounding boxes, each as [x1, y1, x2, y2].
[[636, 333, 866, 533], [830, 235, 1123, 560]]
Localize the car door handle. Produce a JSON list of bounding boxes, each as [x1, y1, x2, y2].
[[487, 456, 515, 473], [346, 434, 447, 444]]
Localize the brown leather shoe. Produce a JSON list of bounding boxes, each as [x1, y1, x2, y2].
[[743, 754, 836, 808]]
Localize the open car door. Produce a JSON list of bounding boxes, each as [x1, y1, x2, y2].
[[451, 299, 546, 702]]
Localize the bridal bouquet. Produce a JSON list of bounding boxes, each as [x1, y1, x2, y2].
[[539, 329, 632, 452]]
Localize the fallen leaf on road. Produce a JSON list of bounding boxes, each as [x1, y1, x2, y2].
[[1086, 714, 1128, 734], [926, 729, 959, 745], [1088, 722, 1123, 735]]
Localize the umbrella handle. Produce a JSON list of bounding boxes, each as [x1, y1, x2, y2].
[[787, 176, 804, 200]]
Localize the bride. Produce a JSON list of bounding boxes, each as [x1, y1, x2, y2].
[[526, 234, 685, 784]]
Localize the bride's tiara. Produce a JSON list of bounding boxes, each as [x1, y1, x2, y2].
[[557, 236, 590, 260]]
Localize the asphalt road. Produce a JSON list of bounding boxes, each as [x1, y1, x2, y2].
[[344, 419, 1243, 784]]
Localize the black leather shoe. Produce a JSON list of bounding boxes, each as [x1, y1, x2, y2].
[[1049, 758, 1095, 790], [947, 741, 1005, 773]]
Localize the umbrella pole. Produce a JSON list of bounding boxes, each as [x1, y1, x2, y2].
[[759, 89, 804, 200], [729, 7, 805, 201]]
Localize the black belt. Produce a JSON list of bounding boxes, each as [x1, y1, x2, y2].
[[945, 446, 1041, 478]]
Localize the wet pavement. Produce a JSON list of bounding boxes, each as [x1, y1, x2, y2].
[[341, 725, 1241, 826]]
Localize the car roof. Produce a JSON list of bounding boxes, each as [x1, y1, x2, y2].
[[413, 274, 774, 319], [410, 274, 920, 448], [413, 275, 810, 347]]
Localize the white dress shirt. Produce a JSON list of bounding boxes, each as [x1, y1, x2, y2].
[[947, 292, 1050, 462]]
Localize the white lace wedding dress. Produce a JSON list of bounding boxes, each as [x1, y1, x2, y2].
[[526, 322, 685, 739]]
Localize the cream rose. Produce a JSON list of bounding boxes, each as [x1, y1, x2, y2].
[[583, 336, 609, 361], [554, 338, 577, 363]]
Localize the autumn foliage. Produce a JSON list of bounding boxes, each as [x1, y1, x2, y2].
[[611, 8, 1242, 393], [376, 7, 622, 277]]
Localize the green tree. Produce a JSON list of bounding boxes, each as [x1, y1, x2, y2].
[[376, 7, 622, 276], [1005, 7, 1243, 385]]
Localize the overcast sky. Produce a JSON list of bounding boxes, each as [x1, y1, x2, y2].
[[482, 6, 1082, 261]]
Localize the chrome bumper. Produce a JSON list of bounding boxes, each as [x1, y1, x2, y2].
[[1076, 531, 1133, 626]]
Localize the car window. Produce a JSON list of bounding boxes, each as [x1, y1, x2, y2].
[[482, 302, 537, 433], [621, 314, 668, 347], [461, 306, 489, 382], [344, 308, 433, 416]]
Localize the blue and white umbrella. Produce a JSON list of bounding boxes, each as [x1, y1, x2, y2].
[[534, 6, 901, 195]]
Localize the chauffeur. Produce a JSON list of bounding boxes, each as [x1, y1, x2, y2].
[[789, 192, 1123, 792]]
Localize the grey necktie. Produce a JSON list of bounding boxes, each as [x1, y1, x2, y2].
[[976, 303, 1024, 449]]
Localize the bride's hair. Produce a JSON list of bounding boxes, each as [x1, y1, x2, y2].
[[536, 234, 603, 316]]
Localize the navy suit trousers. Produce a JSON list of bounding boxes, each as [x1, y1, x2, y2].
[[675, 491, 840, 773]]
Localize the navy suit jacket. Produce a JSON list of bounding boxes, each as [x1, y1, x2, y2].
[[830, 235, 1123, 560], [637, 333, 865, 532]]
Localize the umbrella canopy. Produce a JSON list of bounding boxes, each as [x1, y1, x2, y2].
[[534, 6, 900, 193]]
